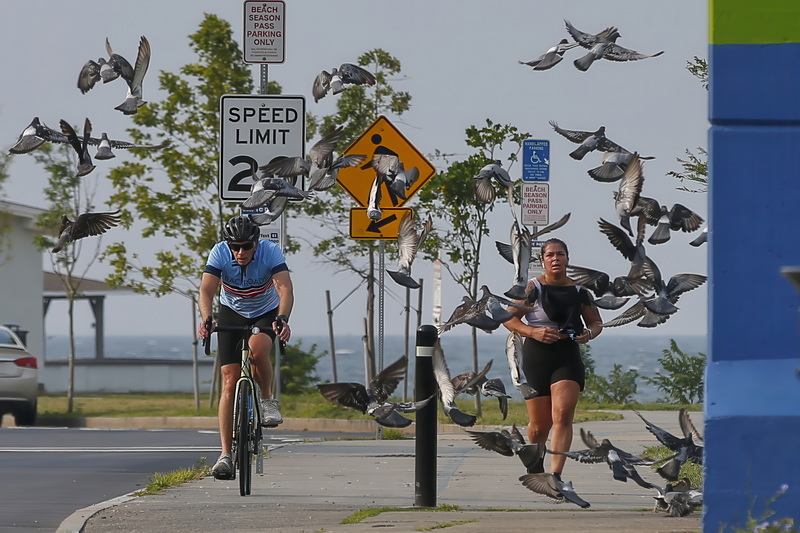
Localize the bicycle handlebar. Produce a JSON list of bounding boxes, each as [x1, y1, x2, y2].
[[201, 318, 275, 356]]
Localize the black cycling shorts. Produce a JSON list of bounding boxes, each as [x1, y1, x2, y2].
[[216, 305, 278, 367], [521, 337, 585, 397]]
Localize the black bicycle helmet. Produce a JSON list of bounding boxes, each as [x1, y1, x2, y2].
[[222, 215, 260, 242]]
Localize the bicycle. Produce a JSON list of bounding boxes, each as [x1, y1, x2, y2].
[[203, 318, 274, 496]]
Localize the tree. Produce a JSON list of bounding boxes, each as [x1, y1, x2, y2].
[[31, 142, 108, 412], [668, 57, 708, 193], [103, 13, 278, 298], [417, 119, 529, 413], [582, 344, 640, 404], [643, 339, 705, 404], [292, 49, 412, 371], [279, 340, 323, 394]]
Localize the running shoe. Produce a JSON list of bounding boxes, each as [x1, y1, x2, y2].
[[212, 453, 233, 480], [260, 398, 283, 426]]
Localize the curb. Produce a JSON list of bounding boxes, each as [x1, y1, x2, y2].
[[32, 416, 500, 434]]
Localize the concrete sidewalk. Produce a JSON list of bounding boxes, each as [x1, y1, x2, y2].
[[61, 411, 704, 533]]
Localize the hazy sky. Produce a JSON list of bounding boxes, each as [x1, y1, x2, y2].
[[0, 1, 708, 342]]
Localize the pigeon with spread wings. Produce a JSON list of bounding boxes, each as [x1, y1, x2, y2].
[[467, 424, 542, 469], [60, 118, 96, 177], [386, 211, 432, 289], [114, 36, 151, 115], [317, 356, 432, 428], [51, 211, 121, 253], [519, 473, 591, 509], [565, 19, 664, 72], [313, 63, 376, 102], [432, 340, 478, 427], [519, 39, 579, 70], [549, 121, 624, 160]]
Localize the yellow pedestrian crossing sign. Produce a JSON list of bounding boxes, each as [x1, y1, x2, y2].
[[337, 115, 436, 208]]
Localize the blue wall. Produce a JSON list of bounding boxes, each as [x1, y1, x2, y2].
[[707, 1, 800, 529]]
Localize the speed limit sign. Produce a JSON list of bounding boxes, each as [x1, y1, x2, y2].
[[219, 94, 305, 201]]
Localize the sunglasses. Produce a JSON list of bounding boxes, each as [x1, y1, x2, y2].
[[228, 241, 255, 252]]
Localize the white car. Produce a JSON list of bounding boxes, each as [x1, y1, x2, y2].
[[0, 325, 38, 426]]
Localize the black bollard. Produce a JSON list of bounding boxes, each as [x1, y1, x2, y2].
[[415, 324, 438, 507]]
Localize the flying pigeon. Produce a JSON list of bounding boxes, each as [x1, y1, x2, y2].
[[634, 410, 703, 481], [587, 149, 654, 183], [503, 220, 532, 300], [312, 63, 376, 102], [689, 226, 708, 247], [259, 126, 365, 192], [51, 210, 121, 253], [612, 153, 645, 232], [8, 117, 67, 154], [60, 118, 96, 177], [519, 39, 579, 70], [452, 361, 510, 420], [387, 162, 420, 200], [495, 213, 572, 273], [601, 297, 670, 329], [622, 194, 662, 237], [366, 173, 384, 221], [317, 356, 432, 428], [450, 359, 494, 396], [431, 340, 478, 427], [566, 265, 634, 310], [519, 473, 591, 509], [90, 132, 170, 160], [648, 204, 705, 245], [549, 121, 624, 160], [114, 36, 151, 115], [505, 331, 538, 399], [467, 424, 542, 469], [246, 196, 289, 225], [641, 258, 707, 317], [438, 285, 531, 335], [565, 20, 664, 72], [439, 296, 504, 335], [241, 176, 311, 209], [102, 37, 135, 84], [77, 37, 134, 93], [361, 147, 408, 219], [549, 427, 664, 489], [386, 211, 432, 289], [597, 217, 648, 280], [473, 160, 514, 205]]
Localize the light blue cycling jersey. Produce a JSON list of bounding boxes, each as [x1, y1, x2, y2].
[[203, 239, 289, 318]]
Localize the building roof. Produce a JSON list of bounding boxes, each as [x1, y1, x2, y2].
[[43, 271, 134, 294]]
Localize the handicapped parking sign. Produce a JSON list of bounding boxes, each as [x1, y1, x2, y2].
[[523, 139, 549, 182]]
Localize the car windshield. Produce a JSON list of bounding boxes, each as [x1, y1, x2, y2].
[[0, 329, 22, 347]]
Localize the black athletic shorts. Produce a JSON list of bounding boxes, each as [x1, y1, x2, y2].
[[216, 305, 278, 367], [521, 337, 585, 397]]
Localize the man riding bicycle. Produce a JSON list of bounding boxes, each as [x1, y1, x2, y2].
[[197, 215, 294, 480]]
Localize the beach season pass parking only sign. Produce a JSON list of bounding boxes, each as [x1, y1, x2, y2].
[[243, 0, 285, 64], [219, 94, 305, 201]]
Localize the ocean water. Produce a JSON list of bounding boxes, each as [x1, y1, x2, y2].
[[45, 332, 707, 403]]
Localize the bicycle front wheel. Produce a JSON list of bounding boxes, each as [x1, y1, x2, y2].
[[236, 380, 253, 496]]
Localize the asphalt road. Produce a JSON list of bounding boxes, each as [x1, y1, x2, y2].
[[0, 426, 367, 533]]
